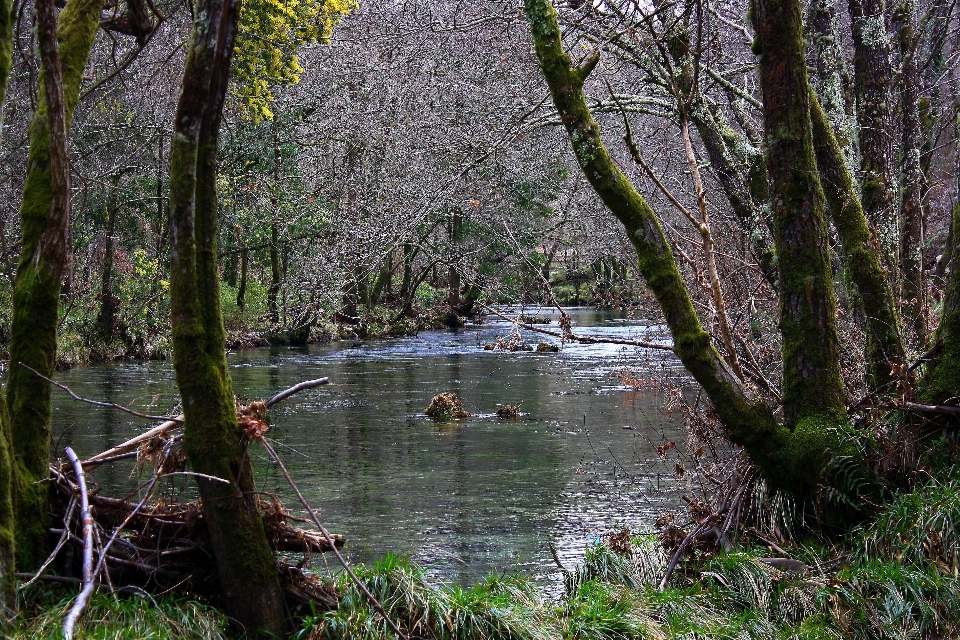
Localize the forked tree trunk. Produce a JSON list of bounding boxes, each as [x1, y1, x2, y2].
[[7, 0, 100, 569], [167, 0, 285, 633], [525, 0, 874, 516]]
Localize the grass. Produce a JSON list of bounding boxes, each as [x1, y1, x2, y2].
[[11, 589, 229, 639]]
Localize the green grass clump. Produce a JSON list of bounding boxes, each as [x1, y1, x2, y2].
[[301, 554, 549, 640], [11, 590, 229, 639]]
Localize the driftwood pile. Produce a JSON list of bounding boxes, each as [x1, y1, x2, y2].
[[20, 375, 351, 638]]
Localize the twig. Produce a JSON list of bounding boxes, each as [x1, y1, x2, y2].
[[18, 496, 77, 590], [15, 572, 82, 586], [63, 447, 96, 640], [265, 378, 329, 407], [259, 439, 408, 640], [20, 363, 176, 421], [479, 304, 673, 351]]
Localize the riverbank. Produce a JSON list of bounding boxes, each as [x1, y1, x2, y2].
[[13, 476, 960, 638]]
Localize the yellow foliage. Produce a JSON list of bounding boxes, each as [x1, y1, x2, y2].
[[232, 0, 355, 121]]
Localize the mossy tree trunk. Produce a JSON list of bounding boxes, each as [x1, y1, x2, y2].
[[751, 0, 872, 508], [525, 0, 877, 513], [168, 0, 285, 632], [0, 0, 14, 619], [919, 198, 960, 409], [7, 0, 100, 570], [849, 0, 900, 285], [895, 0, 927, 346], [809, 89, 907, 388]]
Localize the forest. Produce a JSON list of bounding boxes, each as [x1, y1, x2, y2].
[[0, 0, 960, 637]]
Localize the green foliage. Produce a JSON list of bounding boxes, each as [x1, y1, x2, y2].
[[857, 476, 960, 575], [11, 590, 229, 639], [232, 0, 355, 120]]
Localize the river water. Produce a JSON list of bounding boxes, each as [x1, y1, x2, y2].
[[53, 307, 687, 586]]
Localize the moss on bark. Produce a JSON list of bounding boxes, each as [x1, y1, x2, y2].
[[809, 88, 906, 388], [919, 199, 960, 409], [168, 0, 285, 633], [6, 0, 99, 569]]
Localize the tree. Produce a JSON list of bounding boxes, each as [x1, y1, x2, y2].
[[166, 0, 286, 631], [523, 0, 876, 520], [7, 0, 101, 570]]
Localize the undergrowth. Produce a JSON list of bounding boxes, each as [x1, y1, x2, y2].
[[11, 588, 229, 639], [12, 479, 960, 639]]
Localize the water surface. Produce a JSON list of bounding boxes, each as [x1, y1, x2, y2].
[[54, 308, 687, 585]]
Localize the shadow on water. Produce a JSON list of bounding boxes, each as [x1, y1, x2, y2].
[[53, 307, 689, 587]]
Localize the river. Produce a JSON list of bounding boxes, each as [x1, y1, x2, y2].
[[53, 307, 686, 586]]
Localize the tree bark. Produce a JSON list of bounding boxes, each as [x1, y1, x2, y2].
[[236, 248, 248, 309], [267, 117, 281, 323], [7, 0, 100, 569], [920, 197, 960, 410], [810, 88, 907, 388], [0, 0, 15, 617], [895, 0, 926, 346], [167, 0, 285, 632], [849, 0, 900, 285]]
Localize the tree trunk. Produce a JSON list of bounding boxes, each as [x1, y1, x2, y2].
[[0, 0, 15, 616], [7, 0, 100, 570], [810, 89, 907, 388], [448, 210, 462, 308], [849, 0, 900, 285], [236, 248, 248, 310], [920, 197, 960, 409], [97, 174, 119, 340], [895, 0, 926, 346], [167, 0, 285, 632], [808, 0, 859, 169], [267, 118, 281, 323]]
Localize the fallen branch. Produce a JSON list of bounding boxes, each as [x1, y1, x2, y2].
[[479, 304, 673, 351], [84, 377, 330, 466], [900, 401, 960, 416], [63, 448, 96, 640], [266, 378, 330, 407]]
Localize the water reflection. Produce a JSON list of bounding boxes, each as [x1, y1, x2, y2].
[[53, 308, 687, 586]]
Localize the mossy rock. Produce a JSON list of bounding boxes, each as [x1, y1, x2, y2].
[[425, 392, 469, 420], [536, 342, 559, 353], [496, 404, 520, 419]]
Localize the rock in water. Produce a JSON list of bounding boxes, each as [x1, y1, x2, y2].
[[425, 392, 469, 420]]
